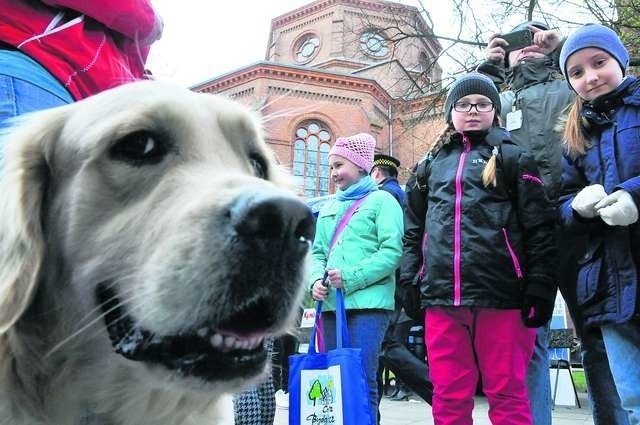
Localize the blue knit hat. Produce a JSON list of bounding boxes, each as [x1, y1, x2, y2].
[[559, 24, 629, 80], [444, 72, 501, 123]]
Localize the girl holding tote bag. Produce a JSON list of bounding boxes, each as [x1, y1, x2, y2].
[[306, 133, 403, 424]]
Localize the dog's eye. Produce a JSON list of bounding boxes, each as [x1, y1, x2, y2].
[[249, 154, 268, 179], [109, 131, 168, 166]]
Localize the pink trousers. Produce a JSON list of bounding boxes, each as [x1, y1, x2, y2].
[[425, 307, 536, 425]]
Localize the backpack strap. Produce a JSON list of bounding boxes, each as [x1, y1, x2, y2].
[[498, 142, 520, 203], [414, 151, 434, 193]]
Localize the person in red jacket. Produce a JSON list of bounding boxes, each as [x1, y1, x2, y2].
[[0, 0, 162, 130]]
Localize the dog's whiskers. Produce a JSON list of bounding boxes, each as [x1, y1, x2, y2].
[[46, 284, 163, 357], [79, 281, 177, 339], [69, 267, 151, 327], [257, 89, 294, 112], [260, 105, 316, 124], [70, 278, 138, 329]]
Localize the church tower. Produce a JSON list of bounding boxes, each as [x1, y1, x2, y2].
[[194, 0, 443, 196]]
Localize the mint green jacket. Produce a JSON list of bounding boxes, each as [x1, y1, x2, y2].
[[309, 190, 403, 312]]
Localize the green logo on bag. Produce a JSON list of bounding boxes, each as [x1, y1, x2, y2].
[[300, 367, 343, 424], [307, 376, 335, 406]]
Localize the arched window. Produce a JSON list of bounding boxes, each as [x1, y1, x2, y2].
[[293, 120, 332, 197]]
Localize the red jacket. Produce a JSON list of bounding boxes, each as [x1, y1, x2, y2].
[[0, 0, 163, 99]]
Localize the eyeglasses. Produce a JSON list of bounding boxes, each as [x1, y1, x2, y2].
[[453, 101, 495, 113]]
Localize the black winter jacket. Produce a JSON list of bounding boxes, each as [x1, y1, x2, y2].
[[401, 131, 557, 309]]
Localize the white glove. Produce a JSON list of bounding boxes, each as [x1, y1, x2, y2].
[[595, 190, 639, 226], [571, 184, 607, 219]]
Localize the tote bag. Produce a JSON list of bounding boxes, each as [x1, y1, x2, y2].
[[288, 289, 373, 425]]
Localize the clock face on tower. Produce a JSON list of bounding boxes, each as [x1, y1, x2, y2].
[[294, 33, 321, 63], [359, 30, 389, 58]]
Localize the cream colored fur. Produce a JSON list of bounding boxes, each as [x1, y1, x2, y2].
[[0, 81, 309, 425]]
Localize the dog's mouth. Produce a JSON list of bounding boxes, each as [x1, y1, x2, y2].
[[96, 283, 268, 382]]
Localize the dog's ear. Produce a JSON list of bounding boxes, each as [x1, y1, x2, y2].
[[0, 108, 67, 334]]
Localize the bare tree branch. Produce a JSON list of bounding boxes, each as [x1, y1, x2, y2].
[[347, 0, 640, 137]]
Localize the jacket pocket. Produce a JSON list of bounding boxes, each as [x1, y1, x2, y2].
[[576, 244, 604, 306], [501, 228, 523, 279]]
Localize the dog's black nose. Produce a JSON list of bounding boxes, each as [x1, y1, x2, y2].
[[230, 193, 315, 244]]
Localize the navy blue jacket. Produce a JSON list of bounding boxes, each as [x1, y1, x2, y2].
[[559, 76, 640, 327], [378, 176, 405, 206]]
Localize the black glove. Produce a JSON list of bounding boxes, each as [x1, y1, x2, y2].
[[521, 295, 554, 328], [400, 275, 424, 322]]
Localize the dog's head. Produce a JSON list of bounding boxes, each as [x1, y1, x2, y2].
[[0, 81, 314, 392]]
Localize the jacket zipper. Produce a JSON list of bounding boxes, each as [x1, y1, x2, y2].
[[453, 137, 470, 306], [501, 227, 523, 278], [418, 232, 428, 279], [17, 12, 85, 48]]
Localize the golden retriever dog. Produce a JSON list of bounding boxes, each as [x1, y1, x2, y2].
[[0, 81, 314, 425]]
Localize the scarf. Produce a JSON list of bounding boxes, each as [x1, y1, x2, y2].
[[335, 175, 378, 201]]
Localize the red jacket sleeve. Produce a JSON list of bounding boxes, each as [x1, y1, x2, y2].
[[41, 0, 163, 44]]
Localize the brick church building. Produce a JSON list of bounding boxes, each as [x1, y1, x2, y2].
[[193, 0, 444, 197]]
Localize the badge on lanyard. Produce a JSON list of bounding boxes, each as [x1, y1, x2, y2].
[[506, 109, 523, 131]]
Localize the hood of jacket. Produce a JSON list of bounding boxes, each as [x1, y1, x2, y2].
[[582, 76, 640, 126], [506, 57, 559, 92]]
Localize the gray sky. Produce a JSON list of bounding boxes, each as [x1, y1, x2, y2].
[[146, 1, 591, 87], [147, 0, 444, 86], [148, 0, 329, 86]]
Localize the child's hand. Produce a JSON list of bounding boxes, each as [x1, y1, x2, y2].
[[326, 269, 344, 289], [530, 27, 562, 55], [485, 33, 507, 63], [571, 184, 607, 218], [521, 295, 554, 328], [595, 190, 639, 226], [311, 279, 328, 301]]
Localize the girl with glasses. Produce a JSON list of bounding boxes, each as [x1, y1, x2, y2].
[[401, 72, 557, 424]]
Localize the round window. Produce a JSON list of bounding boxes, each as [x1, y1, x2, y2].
[[360, 30, 389, 58], [294, 34, 321, 63]]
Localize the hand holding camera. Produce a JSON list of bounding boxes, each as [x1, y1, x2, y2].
[[531, 27, 562, 55], [486, 26, 562, 62], [500, 29, 534, 53]]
